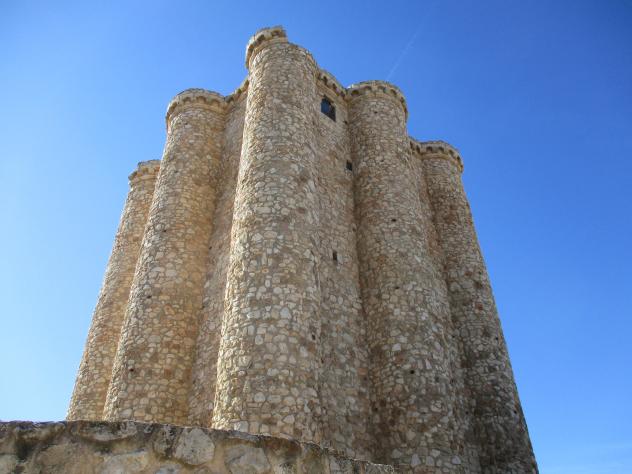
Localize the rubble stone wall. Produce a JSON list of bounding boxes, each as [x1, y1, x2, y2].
[[68, 161, 159, 421], [0, 421, 395, 474]]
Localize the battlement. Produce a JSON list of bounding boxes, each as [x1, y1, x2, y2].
[[347, 80, 408, 120], [128, 159, 160, 182], [224, 77, 249, 105], [317, 69, 346, 100], [410, 138, 464, 172], [165, 89, 225, 128], [245, 25, 288, 68]]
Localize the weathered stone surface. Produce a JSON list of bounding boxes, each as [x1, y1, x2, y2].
[[0, 455, 18, 474], [65, 25, 537, 474], [101, 449, 150, 473], [0, 421, 394, 473], [68, 161, 159, 421], [174, 428, 216, 466], [225, 444, 270, 473]]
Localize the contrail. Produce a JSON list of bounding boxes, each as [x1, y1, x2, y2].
[[386, 24, 423, 81], [386, 2, 435, 81]]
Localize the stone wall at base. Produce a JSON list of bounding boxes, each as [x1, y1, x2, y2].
[[0, 421, 396, 474]]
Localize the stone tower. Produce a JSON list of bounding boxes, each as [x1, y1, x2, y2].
[[68, 26, 538, 473]]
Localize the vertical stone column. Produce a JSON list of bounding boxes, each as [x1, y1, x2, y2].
[[103, 89, 225, 425], [213, 27, 323, 443], [348, 82, 460, 471], [420, 142, 537, 473], [411, 140, 481, 472], [67, 160, 159, 421]]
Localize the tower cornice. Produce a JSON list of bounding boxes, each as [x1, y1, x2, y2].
[[346, 80, 408, 121], [165, 89, 226, 130], [224, 78, 249, 106], [245, 26, 288, 69], [128, 160, 160, 182], [317, 69, 346, 100], [410, 138, 464, 173]]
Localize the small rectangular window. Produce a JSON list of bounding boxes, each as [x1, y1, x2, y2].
[[332, 251, 338, 262], [346, 161, 353, 171], [321, 97, 336, 121]]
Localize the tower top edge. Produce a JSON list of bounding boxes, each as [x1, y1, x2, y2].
[[225, 77, 250, 104], [409, 138, 464, 172], [347, 80, 408, 120], [128, 160, 160, 181], [165, 89, 226, 124], [245, 26, 288, 68], [317, 69, 346, 100]]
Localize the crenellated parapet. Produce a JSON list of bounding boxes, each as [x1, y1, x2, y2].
[[166, 89, 226, 131], [245, 25, 288, 68], [317, 69, 346, 100], [347, 80, 408, 121], [410, 138, 464, 172], [224, 78, 249, 106], [128, 159, 160, 182]]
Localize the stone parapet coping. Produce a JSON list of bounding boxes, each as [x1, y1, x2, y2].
[[225, 77, 250, 105], [318, 69, 346, 100], [245, 25, 288, 68], [347, 81, 409, 121], [128, 159, 160, 182], [0, 421, 397, 473], [165, 89, 226, 126], [410, 138, 464, 173]]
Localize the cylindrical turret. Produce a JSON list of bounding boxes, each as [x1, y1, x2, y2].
[[103, 89, 225, 425], [347, 82, 461, 471], [187, 80, 250, 427], [212, 27, 323, 443], [67, 160, 159, 421], [419, 142, 537, 473]]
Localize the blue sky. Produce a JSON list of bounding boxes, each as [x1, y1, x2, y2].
[[1, 1, 630, 472]]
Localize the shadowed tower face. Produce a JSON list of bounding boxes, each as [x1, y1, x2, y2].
[[69, 26, 538, 473]]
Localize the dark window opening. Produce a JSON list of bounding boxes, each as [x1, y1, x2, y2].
[[332, 251, 338, 262], [321, 97, 336, 121], [346, 161, 353, 171]]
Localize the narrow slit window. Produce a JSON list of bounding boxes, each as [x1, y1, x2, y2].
[[332, 250, 338, 262], [321, 97, 336, 121], [346, 161, 353, 171]]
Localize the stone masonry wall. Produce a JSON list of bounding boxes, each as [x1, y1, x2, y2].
[[188, 84, 249, 427], [314, 76, 372, 459], [0, 421, 395, 474], [67, 26, 538, 473], [103, 90, 225, 425], [348, 82, 461, 472], [212, 32, 324, 443], [418, 143, 537, 473], [68, 160, 159, 422]]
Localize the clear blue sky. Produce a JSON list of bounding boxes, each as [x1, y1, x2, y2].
[[1, 1, 630, 472]]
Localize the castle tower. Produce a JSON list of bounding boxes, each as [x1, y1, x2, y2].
[[67, 160, 159, 420], [211, 28, 323, 443], [419, 142, 537, 472], [68, 26, 537, 473], [186, 81, 250, 427], [103, 90, 225, 424], [348, 82, 463, 470]]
